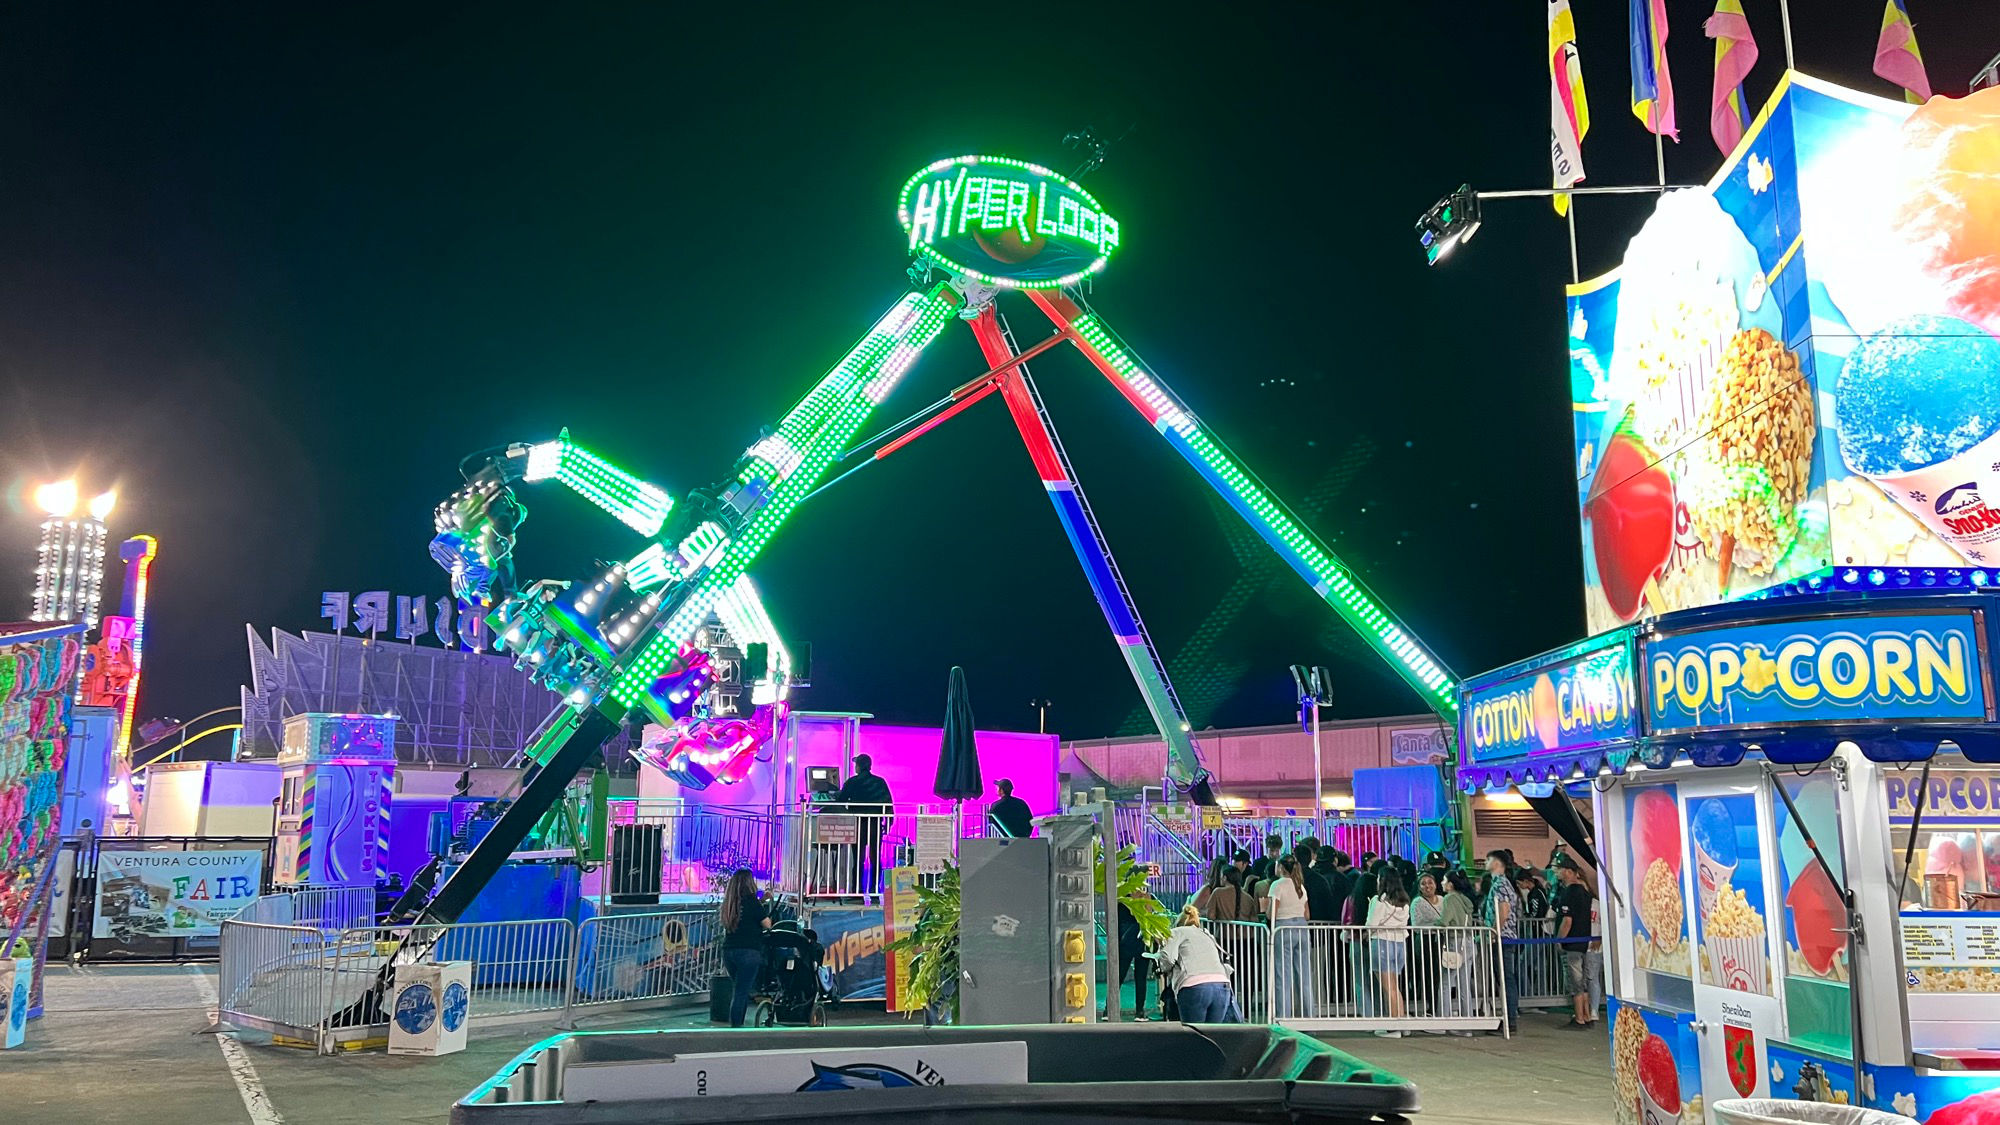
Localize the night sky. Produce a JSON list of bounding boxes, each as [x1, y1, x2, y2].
[[5, 3, 1997, 743]]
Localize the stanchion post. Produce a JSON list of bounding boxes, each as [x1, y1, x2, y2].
[[560, 918, 581, 1029], [1099, 798, 1120, 1023]]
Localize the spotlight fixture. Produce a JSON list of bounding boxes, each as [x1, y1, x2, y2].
[[1416, 184, 1482, 265]]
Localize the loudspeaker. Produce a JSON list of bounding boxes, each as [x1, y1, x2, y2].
[[609, 824, 664, 905]]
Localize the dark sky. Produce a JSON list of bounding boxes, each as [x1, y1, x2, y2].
[[4, 2, 1996, 741]]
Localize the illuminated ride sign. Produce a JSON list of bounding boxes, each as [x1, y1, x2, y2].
[[1646, 611, 1990, 733], [898, 155, 1120, 288]]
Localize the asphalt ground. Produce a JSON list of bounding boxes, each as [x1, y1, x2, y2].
[[1, 964, 1613, 1124]]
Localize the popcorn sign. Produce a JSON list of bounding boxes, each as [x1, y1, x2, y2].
[[1646, 610, 1987, 733]]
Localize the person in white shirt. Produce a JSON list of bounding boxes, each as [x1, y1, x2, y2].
[[1264, 855, 1313, 1019], [1367, 872, 1412, 1035]]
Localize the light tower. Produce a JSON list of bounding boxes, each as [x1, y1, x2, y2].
[[30, 481, 116, 628]]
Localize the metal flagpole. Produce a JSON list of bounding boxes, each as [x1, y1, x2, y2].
[[1311, 699, 1324, 831], [1566, 204, 1580, 284], [1779, 0, 1796, 71]]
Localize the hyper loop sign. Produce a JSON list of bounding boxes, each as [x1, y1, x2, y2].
[[1462, 642, 1637, 764], [899, 155, 1119, 288], [1646, 612, 1990, 733]]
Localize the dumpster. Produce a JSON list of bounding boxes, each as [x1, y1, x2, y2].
[[1711, 1102, 1918, 1125], [454, 1023, 1418, 1124]]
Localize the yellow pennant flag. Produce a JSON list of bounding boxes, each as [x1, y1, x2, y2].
[[1550, 0, 1591, 215]]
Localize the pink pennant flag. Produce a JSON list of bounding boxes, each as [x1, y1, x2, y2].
[[1704, 1, 1759, 156], [1873, 0, 1932, 104]]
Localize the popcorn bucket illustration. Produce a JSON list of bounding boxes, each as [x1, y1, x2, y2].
[[1707, 934, 1769, 994]]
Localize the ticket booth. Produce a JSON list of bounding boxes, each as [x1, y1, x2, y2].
[[273, 713, 396, 887]]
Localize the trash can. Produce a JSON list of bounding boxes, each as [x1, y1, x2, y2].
[[708, 973, 732, 1024], [1711, 1100, 1918, 1125]]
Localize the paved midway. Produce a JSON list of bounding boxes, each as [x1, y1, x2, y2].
[[2, 965, 1615, 1123]]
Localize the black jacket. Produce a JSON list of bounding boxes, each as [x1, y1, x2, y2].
[[836, 772, 893, 808], [989, 795, 1034, 838], [1302, 868, 1341, 924]]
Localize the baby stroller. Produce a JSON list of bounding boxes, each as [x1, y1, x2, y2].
[[751, 918, 835, 1027]]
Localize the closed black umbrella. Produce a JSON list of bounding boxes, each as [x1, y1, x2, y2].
[[934, 666, 983, 810]]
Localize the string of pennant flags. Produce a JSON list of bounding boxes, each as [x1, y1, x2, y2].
[[1547, 0, 1933, 210]]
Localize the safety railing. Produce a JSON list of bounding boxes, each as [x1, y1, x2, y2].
[[218, 906, 724, 1051], [216, 920, 334, 1033], [1139, 815, 1205, 917], [1113, 800, 1149, 849], [233, 884, 377, 930], [571, 908, 723, 1009], [1188, 810, 1421, 870], [601, 802, 783, 902], [1197, 919, 1506, 1035], [1321, 812, 1421, 867]]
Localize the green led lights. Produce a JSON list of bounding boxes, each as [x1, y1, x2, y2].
[[897, 155, 1118, 289], [1066, 311, 1459, 714], [525, 438, 673, 536], [610, 285, 960, 708]]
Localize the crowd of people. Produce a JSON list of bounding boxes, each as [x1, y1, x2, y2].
[[1115, 836, 1603, 1034]]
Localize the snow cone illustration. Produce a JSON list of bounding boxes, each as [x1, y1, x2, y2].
[[1690, 799, 1738, 918], [1637, 1034, 1681, 1125], [1836, 313, 2000, 563], [1693, 798, 1767, 992]]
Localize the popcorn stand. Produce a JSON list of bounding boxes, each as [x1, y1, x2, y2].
[[1454, 73, 2000, 1125], [1463, 594, 2000, 1123]]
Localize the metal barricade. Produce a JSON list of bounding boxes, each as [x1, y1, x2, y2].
[[1203, 919, 1272, 1024], [570, 908, 723, 1014], [1512, 916, 1573, 1011], [1255, 921, 1506, 1035], [217, 909, 725, 1051], [216, 919, 337, 1035], [326, 918, 578, 1027], [233, 885, 375, 930]]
